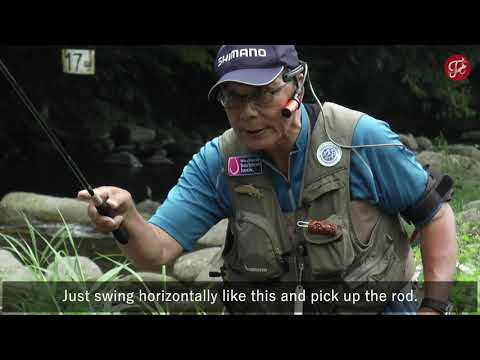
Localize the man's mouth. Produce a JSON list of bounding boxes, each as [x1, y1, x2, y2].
[[245, 128, 266, 136]]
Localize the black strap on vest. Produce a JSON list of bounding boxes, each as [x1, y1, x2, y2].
[[401, 164, 454, 225], [304, 103, 321, 133]]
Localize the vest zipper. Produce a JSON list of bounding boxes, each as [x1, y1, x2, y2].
[[287, 152, 297, 211], [262, 155, 297, 211], [294, 253, 305, 315]]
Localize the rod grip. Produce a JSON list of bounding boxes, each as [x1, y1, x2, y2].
[[96, 202, 129, 245]]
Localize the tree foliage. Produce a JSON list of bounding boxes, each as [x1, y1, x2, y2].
[[1, 45, 479, 160]]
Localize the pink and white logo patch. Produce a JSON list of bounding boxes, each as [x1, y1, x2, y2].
[[228, 156, 263, 177]]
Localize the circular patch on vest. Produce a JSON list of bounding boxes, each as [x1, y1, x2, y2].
[[316, 142, 342, 167]]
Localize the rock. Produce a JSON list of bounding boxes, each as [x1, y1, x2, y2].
[[196, 219, 228, 248], [128, 125, 156, 145], [46, 256, 103, 281], [143, 150, 175, 166], [448, 145, 480, 162], [2, 266, 37, 282], [416, 151, 480, 180], [460, 208, 480, 223], [92, 138, 115, 154], [109, 124, 156, 147], [415, 151, 445, 170], [104, 151, 143, 168], [115, 144, 136, 153], [173, 247, 222, 282], [416, 136, 433, 151], [399, 133, 419, 151], [136, 199, 160, 217], [464, 200, 480, 212], [0, 249, 25, 280], [119, 272, 178, 283], [0, 192, 91, 226], [194, 247, 224, 282], [460, 130, 480, 143]]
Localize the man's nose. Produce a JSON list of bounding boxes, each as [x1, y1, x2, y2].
[[239, 100, 259, 121]]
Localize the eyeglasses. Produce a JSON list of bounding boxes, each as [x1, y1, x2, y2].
[[217, 83, 289, 109]]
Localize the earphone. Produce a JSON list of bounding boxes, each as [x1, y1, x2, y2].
[[281, 63, 306, 118]]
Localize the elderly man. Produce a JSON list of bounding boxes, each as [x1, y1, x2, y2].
[[78, 45, 457, 315]]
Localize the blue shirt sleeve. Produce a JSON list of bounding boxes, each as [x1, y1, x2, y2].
[[148, 137, 232, 252], [350, 115, 438, 227]]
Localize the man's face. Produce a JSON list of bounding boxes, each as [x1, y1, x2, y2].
[[220, 75, 297, 152]]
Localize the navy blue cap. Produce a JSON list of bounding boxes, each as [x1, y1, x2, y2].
[[208, 45, 300, 100]]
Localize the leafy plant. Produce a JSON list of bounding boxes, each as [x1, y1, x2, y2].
[[0, 211, 175, 315]]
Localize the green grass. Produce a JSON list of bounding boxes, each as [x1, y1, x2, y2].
[[0, 211, 173, 315]]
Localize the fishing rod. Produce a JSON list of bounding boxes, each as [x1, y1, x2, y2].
[[0, 57, 128, 245]]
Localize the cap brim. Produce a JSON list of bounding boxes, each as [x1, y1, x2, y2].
[[208, 66, 284, 101]]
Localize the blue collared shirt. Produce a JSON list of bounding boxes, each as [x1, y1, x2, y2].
[[150, 104, 433, 252]]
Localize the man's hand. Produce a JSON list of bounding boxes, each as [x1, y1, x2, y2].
[[78, 186, 183, 270], [77, 186, 135, 234]]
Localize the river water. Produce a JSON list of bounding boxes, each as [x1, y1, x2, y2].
[[0, 155, 186, 202], [0, 155, 187, 270]]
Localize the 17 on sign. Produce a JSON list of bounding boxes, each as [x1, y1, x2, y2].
[[62, 49, 95, 75]]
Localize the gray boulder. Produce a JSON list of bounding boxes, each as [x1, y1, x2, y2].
[[119, 272, 177, 283], [91, 138, 115, 154], [460, 130, 480, 143], [448, 145, 480, 162], [0, 192, 91, 226], [143, 150, 174, 166], [0, 249, 25, 280], [416, 136, 433, 151], [46, 256, 103, 281], [196, 219, 228, 248], [173, 247, 223, 282], [104, 151, 143, 168], [460, 208, 480, 223], [194, 246, 224, 282], [464, 200, 480, 212], [415, 151, 445, 170], [128, 125, 156, 145], [115, 144, 136, 153], [2, 267, 37, 282], [416, 151, 480, 180], [399, 133, 419, 151]]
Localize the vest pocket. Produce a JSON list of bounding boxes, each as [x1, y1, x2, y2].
[[303, 214, 355, 279], [230, 211, 286, 281]]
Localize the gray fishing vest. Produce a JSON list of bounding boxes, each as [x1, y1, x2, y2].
[[217, 102, 415, 314]]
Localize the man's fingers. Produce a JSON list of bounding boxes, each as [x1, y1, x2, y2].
[[79, 186, 132, 234], [77, 190, 91, 202], [112, 215, 124, 229], [95, 215, 124, 233], [106, 198, 119, 210], [77, 187, 110, 203]]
